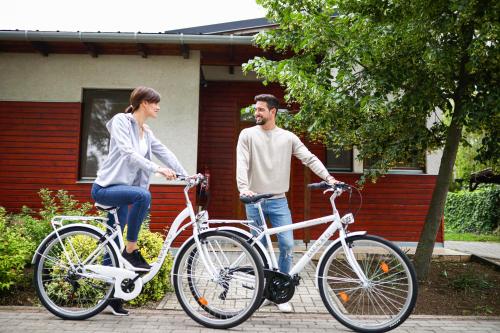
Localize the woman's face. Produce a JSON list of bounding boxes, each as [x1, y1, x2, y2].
[[143, 101, 160, 119]]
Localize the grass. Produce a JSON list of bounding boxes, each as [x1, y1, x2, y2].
[[445, 231, 500, 242]]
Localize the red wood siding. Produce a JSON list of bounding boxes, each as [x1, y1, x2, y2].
[[198, 82, 444, 243], [0, 101, 191, 244]]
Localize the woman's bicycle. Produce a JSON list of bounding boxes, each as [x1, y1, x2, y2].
[[31, 174, 264, 329], [205, 181, 418, 333]]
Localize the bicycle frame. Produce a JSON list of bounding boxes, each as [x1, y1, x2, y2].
[[32, 176, 220, 300], [210, 188, 369, 285]]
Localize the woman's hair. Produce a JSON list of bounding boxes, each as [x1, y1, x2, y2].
[[125, 86, 161, 113]]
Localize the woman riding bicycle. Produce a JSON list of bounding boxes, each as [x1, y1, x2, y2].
[[91, 86, 187, 315]]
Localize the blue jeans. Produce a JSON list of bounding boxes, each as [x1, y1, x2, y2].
[[91, 183, 151, 242], [245, 198, 294, 274]]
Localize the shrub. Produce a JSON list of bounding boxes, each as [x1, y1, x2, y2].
[[0, 207, 32, 291], [128, 226, 173, 306], [445, 187, 500, 233]]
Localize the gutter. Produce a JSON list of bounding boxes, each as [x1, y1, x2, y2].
[[0, 30, 254, 45]]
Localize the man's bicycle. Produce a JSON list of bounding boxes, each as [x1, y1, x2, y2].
[[206, 181, 418, 333], [32, 174, 264, 329]]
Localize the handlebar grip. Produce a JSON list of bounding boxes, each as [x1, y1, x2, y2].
[[307, 181, 330, 190]]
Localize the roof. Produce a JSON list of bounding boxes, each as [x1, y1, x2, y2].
[[166, 17, 276, 35]]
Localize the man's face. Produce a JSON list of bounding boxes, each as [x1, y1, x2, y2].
[[254, 101, 274, 125]]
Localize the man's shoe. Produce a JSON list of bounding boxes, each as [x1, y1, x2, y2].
[[122, 249, 151, 270], [261, 299, 272, 307], [277, 302, 293, 313], [108, 299, 129, 316]]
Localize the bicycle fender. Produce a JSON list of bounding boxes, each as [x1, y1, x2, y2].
[[314, 231, 367, 288], [31, 223, 107, 264]]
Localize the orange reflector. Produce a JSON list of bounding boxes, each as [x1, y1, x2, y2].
[[198, 297, 208, 306], [339, 292, 349, 303], [380, 261, 389, 273]]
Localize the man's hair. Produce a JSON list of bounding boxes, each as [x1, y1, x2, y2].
[[254, 94, 279, 113]]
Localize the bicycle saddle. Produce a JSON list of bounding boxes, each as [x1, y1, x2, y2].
[[94, 203, 118, 211], [239, 193, 274, 204]]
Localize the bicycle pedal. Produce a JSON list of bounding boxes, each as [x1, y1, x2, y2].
[[242, 284, 255, 290]]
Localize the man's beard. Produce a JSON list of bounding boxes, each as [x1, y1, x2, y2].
[[256, 117, 266, 125]]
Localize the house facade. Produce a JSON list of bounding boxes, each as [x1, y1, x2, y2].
[[0, 20, 444, 245]]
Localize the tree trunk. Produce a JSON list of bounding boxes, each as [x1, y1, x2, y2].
[[414, 42, 473, 280], [414, 110, 463, 280]]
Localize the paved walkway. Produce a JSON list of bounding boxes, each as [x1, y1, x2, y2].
[[445, 241, 500, 265], [0, 307, 498, 333]]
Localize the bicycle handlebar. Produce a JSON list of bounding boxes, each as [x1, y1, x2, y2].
[[307, 181, 351, 191]]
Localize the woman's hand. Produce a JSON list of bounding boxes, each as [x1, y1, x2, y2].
[[157, 167, 177, 180]]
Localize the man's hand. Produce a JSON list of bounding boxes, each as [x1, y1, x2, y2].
[[240, 190, 257, 197], [326, 175, 341, 185]]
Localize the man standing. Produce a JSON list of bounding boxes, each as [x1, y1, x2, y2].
[[236, 94, 338, 312]]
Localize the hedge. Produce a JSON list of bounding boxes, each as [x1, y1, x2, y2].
[[445, 186, 500, 233]]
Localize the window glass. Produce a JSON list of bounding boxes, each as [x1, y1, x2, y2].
[[80, 89, 132, 179], [326, 148, 353, 172]]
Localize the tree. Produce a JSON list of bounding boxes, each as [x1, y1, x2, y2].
[[244, 0, 499, 279]]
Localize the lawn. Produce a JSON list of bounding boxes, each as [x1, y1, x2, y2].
[[445, 231, 500, 242]]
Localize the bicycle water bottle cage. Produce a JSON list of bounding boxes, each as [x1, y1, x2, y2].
[[239, 193, 274, 204]]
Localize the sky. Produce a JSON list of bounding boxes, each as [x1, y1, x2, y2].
[[0, 0, 267, 33]]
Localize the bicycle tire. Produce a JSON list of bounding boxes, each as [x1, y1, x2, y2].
[[173, 231, 264, 329], [317, 234, 417, 333], [34, 225, 119, 320]]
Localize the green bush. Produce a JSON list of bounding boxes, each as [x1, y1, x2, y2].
[[0, 207, 32, 291], [445, 187, 500, 233], [128, 226, 173, 306]]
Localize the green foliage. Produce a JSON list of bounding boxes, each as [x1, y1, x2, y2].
[[445, 187, 500, 233], [38, 188, 93, 222], [245, 0, 499, 180], [445, 231, 500, 242], [0, 207, 32, 291], [127, 226, 173, 306]]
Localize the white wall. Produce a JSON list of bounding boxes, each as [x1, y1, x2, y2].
[[0, 52, 201, 182]]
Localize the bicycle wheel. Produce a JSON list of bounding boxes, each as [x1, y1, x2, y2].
[[317, 234, 417, 333], [173, 231, 264, 329], [34, 225, 119, 320]]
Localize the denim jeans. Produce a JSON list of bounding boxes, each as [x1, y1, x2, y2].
[[245, 197, 294, 274], [91, 183, 151, 242]]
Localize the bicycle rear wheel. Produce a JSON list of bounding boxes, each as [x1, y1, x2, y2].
[[173, 231, 264, 329], [34, 225, 119, 320], [317, 234, 417, 333]]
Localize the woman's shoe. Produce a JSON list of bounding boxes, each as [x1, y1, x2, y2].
[[108, 299, 129, 316], [122, 249, 151, 270]]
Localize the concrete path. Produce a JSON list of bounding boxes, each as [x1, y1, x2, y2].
[[0, 307, 499, 333], [445, 241, 500, 265]]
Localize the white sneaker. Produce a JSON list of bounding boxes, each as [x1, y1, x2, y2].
[[277, 302, 293, 313], [261, 299, 272, 307]]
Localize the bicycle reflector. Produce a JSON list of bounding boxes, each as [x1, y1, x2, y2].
[[339, 292, 349, 303], [198, 297, 208, 306], [380, 261, 389, 273]]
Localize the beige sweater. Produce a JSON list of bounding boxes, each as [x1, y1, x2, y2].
[[236, 126, 330, 196]]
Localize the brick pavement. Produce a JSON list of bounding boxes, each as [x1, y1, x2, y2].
[[0, 307, 498, 333]]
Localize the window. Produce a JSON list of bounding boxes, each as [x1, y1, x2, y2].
[[79, 89, 132, 180], [326, 148, 353, 172], [364, 155, 425, 173]]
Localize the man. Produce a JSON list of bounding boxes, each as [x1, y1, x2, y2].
[[236, 94, 338, 313]]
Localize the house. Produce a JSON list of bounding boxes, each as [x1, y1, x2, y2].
[[0, 18, 444, 245]]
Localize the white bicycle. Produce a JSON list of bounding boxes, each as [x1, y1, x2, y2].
[[206, 181, 418, 333], [32, 174, 264, 329]]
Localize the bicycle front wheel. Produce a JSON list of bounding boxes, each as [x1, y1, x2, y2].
[[317, 234, 417, 333], [34, 225, 119, 320], [173, 231, 264, 329]]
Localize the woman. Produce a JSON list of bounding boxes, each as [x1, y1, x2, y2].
[[91, 86, 187, 315]]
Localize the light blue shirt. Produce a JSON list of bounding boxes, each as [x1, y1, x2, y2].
[[95, 113, 187, 188]]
